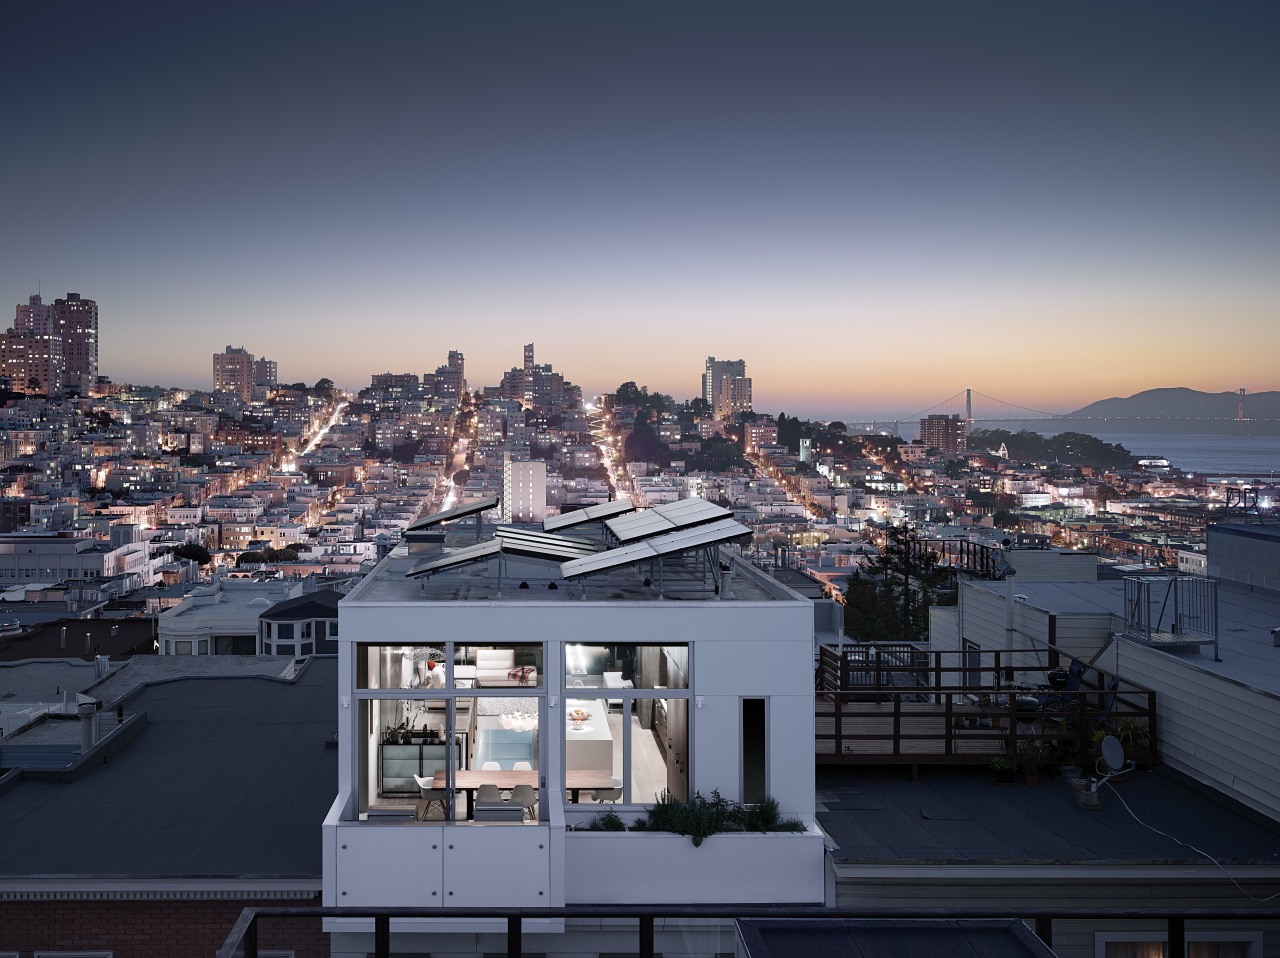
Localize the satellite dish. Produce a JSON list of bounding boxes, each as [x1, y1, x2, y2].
[[1100, 735, 1126, 772]]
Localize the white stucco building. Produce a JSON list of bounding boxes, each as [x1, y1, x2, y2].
[[324, 497, 824, 956]]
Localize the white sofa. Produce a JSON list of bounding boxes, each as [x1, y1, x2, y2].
[[474, 648, 538, 687]]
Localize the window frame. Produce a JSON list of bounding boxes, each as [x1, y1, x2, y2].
[[1095, 930, 1264, 958]]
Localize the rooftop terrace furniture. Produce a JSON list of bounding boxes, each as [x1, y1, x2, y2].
[[474, 648, 539, 687]]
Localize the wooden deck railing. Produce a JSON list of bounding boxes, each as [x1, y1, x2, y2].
[[816, 646, 1157, 766]]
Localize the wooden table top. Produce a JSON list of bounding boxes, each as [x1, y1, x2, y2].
[[432, 769, 615, 790]]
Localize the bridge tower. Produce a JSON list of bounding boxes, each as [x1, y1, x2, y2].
[[965, 388, 973, 423], [1238, 387, 1246, 421]]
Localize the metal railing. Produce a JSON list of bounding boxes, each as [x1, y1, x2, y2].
[[217, 904, 1272, 958], [816, 648, 1157, 765]]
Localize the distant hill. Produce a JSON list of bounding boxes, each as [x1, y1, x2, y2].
[[1068, 387, 1280, 423]]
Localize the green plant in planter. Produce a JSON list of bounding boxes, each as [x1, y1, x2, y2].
[[642, 789, 805, 847], [1115, 717, 1151, 749], [1017, 742, 1051, 776], [585, 811, 626, 831], [989, 753, 1018, 772]]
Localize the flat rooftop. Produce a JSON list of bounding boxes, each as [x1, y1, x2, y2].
[[347, 527, 789, 604], [970, 577, 1280, 697], [0, 658, 336, 882], [818, 765, 1280, 865]]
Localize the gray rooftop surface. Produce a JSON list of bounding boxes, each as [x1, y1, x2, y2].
[[350, 530, 785, 604], [0, 657, 337, 880], [970, 577, 1280, 696], [817, 765, 1280, 865]]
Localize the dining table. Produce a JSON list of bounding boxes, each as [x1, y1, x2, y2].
[[431, 768, 617, 818]]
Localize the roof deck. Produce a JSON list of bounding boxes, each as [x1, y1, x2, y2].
[[347, 541, 788, 604]]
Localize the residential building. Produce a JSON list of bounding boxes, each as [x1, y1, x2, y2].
[[920, 413, 967, 455], [213, 344, 256, 401], [323, 497, 824, 956], [52, 292, 98, 394], [502, 453, 546, 524], [254, 356, 278, 387], [0, 656, 336, 958], [157, 577, 309, 655], [702, 356, 752, 420]]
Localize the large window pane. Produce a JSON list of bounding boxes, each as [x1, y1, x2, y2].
[[631, 696, 688, 804], [564, 643, 688, 690], [457, 643, 542, 689], [564, 697, 622, 805]]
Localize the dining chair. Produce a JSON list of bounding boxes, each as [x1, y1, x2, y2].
[[592, 776, 623, 804], [476, 783, 503, 806], [510, 784, 537, 821], [512, 761, 532, 772], [481, 761, 502, 771], [412, 774, 448, 820]]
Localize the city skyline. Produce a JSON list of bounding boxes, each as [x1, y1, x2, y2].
[[2, 2, 1277, 417]]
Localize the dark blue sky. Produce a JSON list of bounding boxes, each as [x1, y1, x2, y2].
[[2, 2, 1276, 416]]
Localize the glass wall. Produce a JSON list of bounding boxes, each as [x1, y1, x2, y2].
[[354, 641, 545, 823], [357, 642, 543, 690], [561, 644, 690, 807]]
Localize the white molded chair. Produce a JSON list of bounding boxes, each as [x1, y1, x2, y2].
[[592, 776, 623, 804], [512, 761, 532, 772], [481, 761, 502, 771]]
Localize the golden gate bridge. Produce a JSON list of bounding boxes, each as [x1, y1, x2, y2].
[[852, 387, 1272, 435]]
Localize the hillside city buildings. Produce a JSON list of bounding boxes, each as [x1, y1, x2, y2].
[[1, 298, 1280, 956], [1, 293, 98, 396]]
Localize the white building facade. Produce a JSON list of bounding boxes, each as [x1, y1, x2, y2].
[[323, 503, 824, 956]]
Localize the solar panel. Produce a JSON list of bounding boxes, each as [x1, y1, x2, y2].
[[604, 497, 732, 543], [543, 500, 636, 531], [495, 526, 598, 554], [559, 518, 751, 580], [406, 495, 500, 532], [607, 510, 677, 543], [559, 541, 657, 579], [647, 518, 751, 558], [405, 539, 501, 577]]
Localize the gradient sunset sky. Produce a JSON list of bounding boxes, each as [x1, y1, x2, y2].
[[2, 1, 1277, 419]]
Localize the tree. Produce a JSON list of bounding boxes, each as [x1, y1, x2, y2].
[[623, 419, 668, 464], [844, 526, 949, 644], [173, 543, 212, 566], [236, 551, 266, 567], [314, 377, 335, 393]]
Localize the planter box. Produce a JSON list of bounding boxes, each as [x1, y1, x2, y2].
[[564, 824, 826, 905]]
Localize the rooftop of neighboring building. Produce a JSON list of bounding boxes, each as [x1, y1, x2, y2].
[[0, 616, 153, 662], [818, 765, 1280, 866], [0, 658, 336, 883], [969, 574, 1280, 697], [259, 588, 341, 621]]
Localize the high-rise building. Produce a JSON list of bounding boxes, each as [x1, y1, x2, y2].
[[0, 329, 62, 395], [919, 414, 966, 455], [5, 294, 70, 394], [253, 357, 278, 387], [702, 357, 751, 420], [52, 293, 98, 395], [448, 349, 465, 393], [502, 453, 547, 524], [213, 345, 256, 401], [7, 293, 101, 395]]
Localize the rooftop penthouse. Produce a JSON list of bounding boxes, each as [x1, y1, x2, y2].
[[326, 496, 825, 956]]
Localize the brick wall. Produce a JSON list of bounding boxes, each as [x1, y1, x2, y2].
[[0, 895, 326, 958]]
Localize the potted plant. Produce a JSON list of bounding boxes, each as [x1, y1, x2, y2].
[[1057, 742, 1083, 781], [989, 753, 1018, 785], [1018, 742, 1050, 785]]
